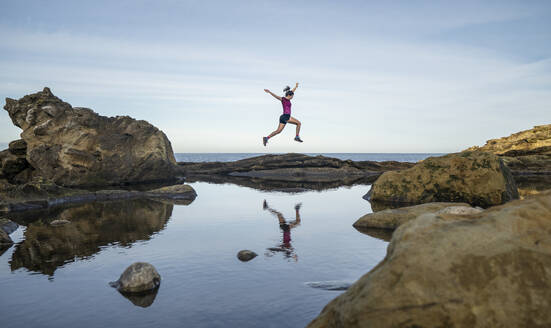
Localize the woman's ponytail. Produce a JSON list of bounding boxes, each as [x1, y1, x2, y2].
[[283, 85, 293, 97]]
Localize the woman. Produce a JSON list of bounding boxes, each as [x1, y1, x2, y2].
[[263, 83, 303, 146]]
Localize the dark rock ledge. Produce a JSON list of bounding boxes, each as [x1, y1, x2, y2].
[[0, 181, 197, 212], [178, 153, 415, 191]]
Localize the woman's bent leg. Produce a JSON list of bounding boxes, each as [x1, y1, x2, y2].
[[287, 117, 301, 136]]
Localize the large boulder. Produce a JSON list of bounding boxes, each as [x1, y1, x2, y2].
[[308, 191, 551, 328], [3, 88, 178, 186], [368, 151, 519, 208]]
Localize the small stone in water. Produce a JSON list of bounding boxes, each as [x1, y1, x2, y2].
[[110, 262, 161, 293], [237, 250, 257, 262]]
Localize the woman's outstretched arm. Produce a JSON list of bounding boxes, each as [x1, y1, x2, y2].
[[291, 82, 299, 92], [264, 89, 282, 101]]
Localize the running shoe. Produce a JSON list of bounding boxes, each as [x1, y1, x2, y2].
[[294, 136, 303, 143], [263, 137, 268, 146]]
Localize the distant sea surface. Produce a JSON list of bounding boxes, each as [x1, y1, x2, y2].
[[175, 153, 444, 163]]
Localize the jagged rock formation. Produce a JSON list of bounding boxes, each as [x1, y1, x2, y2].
[[367, 151, 519, 208], [179, 153, 414, 186], [309, 191, 551, 328], [3, 87, 179, 186], [467, 124, 551, 176], [467, 124, 551, 156]]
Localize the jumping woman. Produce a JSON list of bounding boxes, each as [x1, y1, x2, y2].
[[263, 83, 303, 146]]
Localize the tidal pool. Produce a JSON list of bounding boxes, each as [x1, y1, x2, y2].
[[0, 182, 387, 328]]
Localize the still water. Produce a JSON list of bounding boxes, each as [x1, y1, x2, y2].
[[0, 182, 387, 328]]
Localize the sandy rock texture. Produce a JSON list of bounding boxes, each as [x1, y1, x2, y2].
[[368, 151, 519, 208], [353, 202, 473, 230], [309, 191, 551, 328], [3, 87, 179, 186]]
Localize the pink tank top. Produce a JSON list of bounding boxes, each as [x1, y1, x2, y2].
[[281, 97, 291, 115]]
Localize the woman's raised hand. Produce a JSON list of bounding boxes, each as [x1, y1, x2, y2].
[[295, 82, 299, 88], [264, 89, 270, 93]]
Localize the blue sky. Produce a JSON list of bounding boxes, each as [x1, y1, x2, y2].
[[1, 0, 550, 153]]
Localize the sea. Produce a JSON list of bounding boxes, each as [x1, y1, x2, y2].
[[0, 153, 441, 328]]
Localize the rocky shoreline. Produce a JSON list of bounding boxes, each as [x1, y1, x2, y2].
[[1, 88, 551, 326]]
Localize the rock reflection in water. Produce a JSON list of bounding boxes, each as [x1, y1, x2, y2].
[[9, 199, 174, 276], [118, 288, 159, 308], [353, 226, 394, 242]]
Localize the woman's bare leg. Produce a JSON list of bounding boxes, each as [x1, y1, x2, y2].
[[287, 117, 301, 136], [268, 123, 286, 138]]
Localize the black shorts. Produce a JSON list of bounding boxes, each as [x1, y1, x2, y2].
[[279, 114, 290, 124]]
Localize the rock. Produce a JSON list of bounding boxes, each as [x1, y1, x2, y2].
[[179, 153, 414, 187], [0, 148, 31, 183], [8, 139, 27, 156], [237, 250, 257, 261], [354, 202, 472, 230], [0, 218, 18, 234], [50, 219, 70, 226], [308, 191, 551, 328], [467, 124, 551, 156], [0, 180, 196, 213], [305, 281, 353, 291], [368, 151, 519, 207], [110, 262, 161, 293], [436, 205, 483, 215], [466, 125, 551, 191], [146, 184, 197, 200], [3, 88, 179, 186], [0, 229, 13, 245]]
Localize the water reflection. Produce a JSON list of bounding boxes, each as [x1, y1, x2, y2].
[[186, 175, 376, 193], [118, 288, 160, 308], [263, 200, 301, 261], [9, 199, 174, 276]]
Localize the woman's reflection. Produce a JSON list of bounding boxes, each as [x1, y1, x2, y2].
[[263, 200, 301, 261]]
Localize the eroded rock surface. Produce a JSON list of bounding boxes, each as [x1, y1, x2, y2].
[[354, 202, 473, 230], [309, 191, 551, 328], [3, 87, 179, 186], [368, 151, 519, 207]]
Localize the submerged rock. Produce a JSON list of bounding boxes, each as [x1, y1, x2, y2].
[[237, 250, 257, 262], [308, 191, 551, 328], [305, 281, 353, 291], [3, 88, 179, 186], [354, 202, 473, 230], [368, 151, 519, 207], [110, 262, 161, 293]]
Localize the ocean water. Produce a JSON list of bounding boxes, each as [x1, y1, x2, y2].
[[0, 153, 436, 328], [175, 153, 443, 163]]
